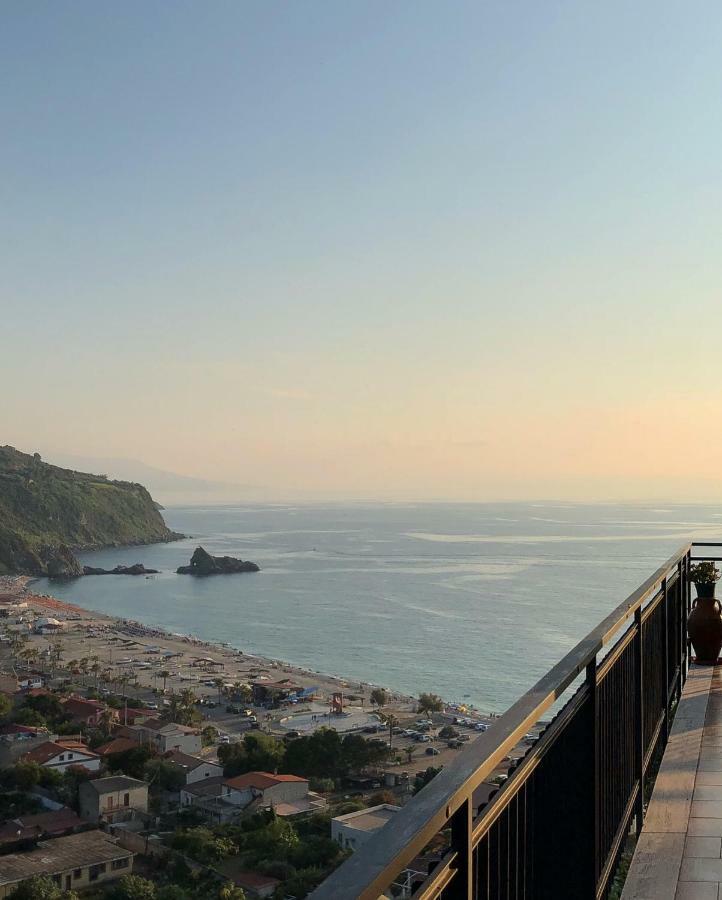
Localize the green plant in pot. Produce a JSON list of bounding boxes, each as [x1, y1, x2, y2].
[[688, 562, 722, 665], [691, 562, 721, 599]]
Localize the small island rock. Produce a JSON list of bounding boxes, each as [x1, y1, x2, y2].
[[83, 563, 159, 576], [176, 545, 260, 576]]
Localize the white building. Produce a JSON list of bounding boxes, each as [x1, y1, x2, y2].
[[165, 750, 223, 784], [126, 719, 201, 755], [332, 804, 401, 852], [20, 740, 101, 773]]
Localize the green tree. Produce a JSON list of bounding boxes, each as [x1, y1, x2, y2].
[[109, 875, 157, 900], [214, 677, 224, 705], [438, 725, 458, 739], [171, 827, 236, 863], [413, 765, 441, 794], [23, 692, 64, 720], [144, 758, 186, 792], [107, 745, 155, 780], [13, 760, 41, 791], [202, 725, 218, 747], [159, 670, 171, 693], [13, 707, 46, 727], [0, 692, 12, 720], [217, 885, 246, 900], [218, 731, 284, 777], [156, 888, 191, 900], [10, 874, 79, 899], [417, 693, 444, 716], [369, 687, 388, 707]]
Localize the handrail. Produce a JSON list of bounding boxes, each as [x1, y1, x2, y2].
[[312, 541, 694, 900]]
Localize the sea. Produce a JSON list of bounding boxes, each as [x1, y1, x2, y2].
[[39, 502, 722, 715]]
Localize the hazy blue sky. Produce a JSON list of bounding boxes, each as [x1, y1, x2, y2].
[[3, 3, 722, 500]]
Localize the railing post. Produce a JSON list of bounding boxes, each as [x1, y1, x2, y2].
[[449, 799, 472, 900], [677, 560, 683, 702], [634, 607, 644, 836], [586, 659, 599, 895], [662, 576, 669, 743]]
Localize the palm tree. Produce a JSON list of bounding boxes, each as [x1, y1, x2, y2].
[[404, 746, 415, 765], [90, 662, 101, 690], [380, 713, 399, 750], [78, 657, 89, 685], [159, 670, 171, 694], [214, 677, 224, 706]]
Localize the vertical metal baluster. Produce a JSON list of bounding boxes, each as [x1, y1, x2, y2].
[[634, 607, 644, 835], [662, 577, 669, 743], [587, 659, 599, 896], [450, 799, 473, 900]]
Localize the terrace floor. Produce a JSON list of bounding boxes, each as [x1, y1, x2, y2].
[[623, 662, 722, 900]]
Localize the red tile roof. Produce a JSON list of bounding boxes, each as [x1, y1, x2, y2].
[[234, 871, 281, 889], [21, 740, 98, 766], [94, 737, 138, 757], [224, 772, 307, 791]]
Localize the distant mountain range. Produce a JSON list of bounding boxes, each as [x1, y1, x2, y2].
[[46, 454, 262, 505]]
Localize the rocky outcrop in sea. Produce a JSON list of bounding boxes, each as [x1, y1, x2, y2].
[[176, 546, 260, 576], [83, 563, 159, 576]]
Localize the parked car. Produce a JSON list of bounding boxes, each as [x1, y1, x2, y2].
[[426, 746, 441, 756], [448, 739, 463, 749], [474, 723, 489, 732], [415, 734, 431, 743]]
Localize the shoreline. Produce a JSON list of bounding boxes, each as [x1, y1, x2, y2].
[[0, 574, 424, 714]]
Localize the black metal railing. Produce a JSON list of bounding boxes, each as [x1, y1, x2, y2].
[[312, 541, 718, 900]]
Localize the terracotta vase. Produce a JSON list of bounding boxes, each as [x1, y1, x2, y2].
[[688, 589, 722, 665]]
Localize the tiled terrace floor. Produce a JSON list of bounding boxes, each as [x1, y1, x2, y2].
[[623, 663, 722, 900]]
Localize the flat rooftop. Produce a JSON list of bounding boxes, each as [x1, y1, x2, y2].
[[0, 830, 131, 885], [333, 804, 400, 833]]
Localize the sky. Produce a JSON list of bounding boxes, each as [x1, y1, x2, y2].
[[3, 2, 722, 503]]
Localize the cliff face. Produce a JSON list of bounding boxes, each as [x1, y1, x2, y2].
[[0, 446, 182, 576]]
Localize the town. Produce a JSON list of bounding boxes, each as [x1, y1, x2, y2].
[[0, 579, 540, 899]]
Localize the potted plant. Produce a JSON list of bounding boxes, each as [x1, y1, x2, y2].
[[688, 561, 722, 664]]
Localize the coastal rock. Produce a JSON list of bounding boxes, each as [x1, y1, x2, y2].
[[83, 563, 159, 576], [46, 546, 84, 579], [176, 545, 260, 576]]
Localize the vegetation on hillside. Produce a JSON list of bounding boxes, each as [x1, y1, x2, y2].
[[0, 445, 181, 575]]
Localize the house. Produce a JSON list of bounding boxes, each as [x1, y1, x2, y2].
[[230, 871, 281, 899], [180, 771, 325, 822], [78, 775, 149, 824], [62, 696, 118, 728], [20, 740, 101, 772], [0, 727, 55, 767], [331, 804, 400, 852], [0, 808, 84, 848], [0, 723, 50, 740], [17, 675, 43, 690], [0, 830, 133, 897], [34, 617, 64, 635], [126, 718, 202, 754], [164, 750, 223, 784], [94, 737, 139, 759]]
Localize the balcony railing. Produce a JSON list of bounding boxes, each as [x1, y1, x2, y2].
[[312, 541, 720, 900]]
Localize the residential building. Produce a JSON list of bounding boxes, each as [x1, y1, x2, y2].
[[331, 804, 400, 852], [0, 830, 133, 897], [231, 871, 281, 899], [0, 808, 84, 848], [0, 727, 55, 767], [180, 771, 325, 822], [126, 718, 201, 754], [62, 696, 118, 728], [164, 749, 223, 784], [20, 739, 100, 772], [78, 775, 149, 824], [94, 737, 139, 759], [34, 617, 64, 635]]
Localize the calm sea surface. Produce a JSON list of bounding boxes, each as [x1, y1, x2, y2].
[[40, 503, 722, 714]]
